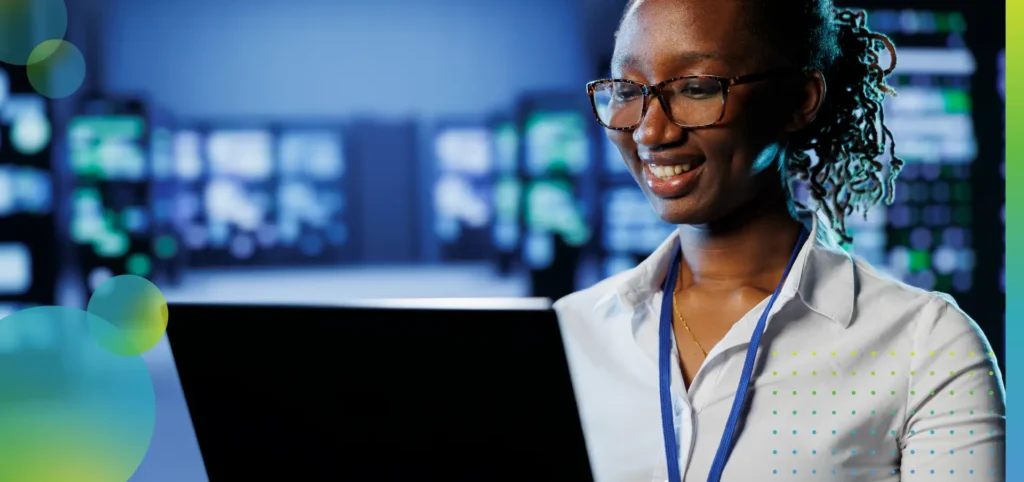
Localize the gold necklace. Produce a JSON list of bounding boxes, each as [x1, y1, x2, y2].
[[672, 300, 708, 358], [673, 271, 708, 358]]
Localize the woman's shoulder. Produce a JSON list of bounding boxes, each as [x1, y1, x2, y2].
[[848, 253, 956, 307], [845, 254, 986, 346], [553, 268, 636, 317]]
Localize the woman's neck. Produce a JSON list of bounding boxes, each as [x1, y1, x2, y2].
[[676, 196, 803, 291]]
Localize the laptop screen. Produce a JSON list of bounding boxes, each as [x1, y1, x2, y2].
[[166, 300, 593, 480]]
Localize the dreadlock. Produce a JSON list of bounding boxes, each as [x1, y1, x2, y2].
[[617, 0, 903, 243], [785, 8, 902, 243]]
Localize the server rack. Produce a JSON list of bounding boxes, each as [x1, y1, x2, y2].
[[67, 96, 159, 299], [430, 119, 497, 262], [0, 65, 58, 310], [271, 124, 354, 264], [514, 93, 600, 299], [490, 115, 523, 276], [185, 124, 278, 267]]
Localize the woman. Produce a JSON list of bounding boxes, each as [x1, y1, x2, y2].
[[554, 0, 1006, 481]]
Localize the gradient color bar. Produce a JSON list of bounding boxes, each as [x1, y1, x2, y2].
[[1007, 2, 1020, 479]]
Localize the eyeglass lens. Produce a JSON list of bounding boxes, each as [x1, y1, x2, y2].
[[591, 77, 724, 128]]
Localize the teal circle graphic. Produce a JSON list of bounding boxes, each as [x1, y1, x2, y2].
[[0, 0, 68, 65], [26, 40, 87, 99], [0, 306, 156, 481], [87, 275, 169, 357]]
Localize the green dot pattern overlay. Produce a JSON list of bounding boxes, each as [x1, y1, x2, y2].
[[752, 346, 1003, 477]]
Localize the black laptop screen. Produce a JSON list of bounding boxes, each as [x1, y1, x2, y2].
[[166, 302, 593, 481]]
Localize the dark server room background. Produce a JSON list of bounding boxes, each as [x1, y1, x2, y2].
[[0, 0, 1005, 480]]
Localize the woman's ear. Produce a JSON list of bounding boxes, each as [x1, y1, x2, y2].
[[784, 70, 826, 133]]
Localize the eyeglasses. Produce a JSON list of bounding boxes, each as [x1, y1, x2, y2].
[[586, 70, 786, 130]]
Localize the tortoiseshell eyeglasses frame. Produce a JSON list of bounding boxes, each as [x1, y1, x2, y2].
[[585, 69, 792, 130]]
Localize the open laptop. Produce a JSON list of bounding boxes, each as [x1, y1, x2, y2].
[[166, 299, 594, 481]]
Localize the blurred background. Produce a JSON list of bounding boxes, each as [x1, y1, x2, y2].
[[0, 0, 1005, 480]]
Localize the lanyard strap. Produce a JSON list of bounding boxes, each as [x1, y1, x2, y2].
[[659, 227, 809, 482]]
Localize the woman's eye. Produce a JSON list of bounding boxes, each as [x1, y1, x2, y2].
[[677, 81, 718, 99], [613, 89, 641, 102]]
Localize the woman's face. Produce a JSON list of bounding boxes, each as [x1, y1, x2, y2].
[[609, 0, 805, 226]]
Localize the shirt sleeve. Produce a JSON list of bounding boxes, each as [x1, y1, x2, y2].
[[899, 293, 1005, 480]]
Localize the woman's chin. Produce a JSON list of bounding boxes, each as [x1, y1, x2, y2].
[[650, 197, 711, 226]]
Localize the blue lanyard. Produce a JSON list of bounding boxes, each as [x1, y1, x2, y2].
[[658, 227, 809, 482]]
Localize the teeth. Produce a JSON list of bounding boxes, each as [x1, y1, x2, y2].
[[649, 163, 693, 180]]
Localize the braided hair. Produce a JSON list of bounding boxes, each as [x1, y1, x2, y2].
[[617, 0, 902, 242]]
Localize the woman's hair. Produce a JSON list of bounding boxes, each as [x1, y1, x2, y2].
[[618, 0, 902, 242]]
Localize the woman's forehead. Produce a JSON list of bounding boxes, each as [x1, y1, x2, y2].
[[613, 0, 762, 76], [611, 50, 733, 76]]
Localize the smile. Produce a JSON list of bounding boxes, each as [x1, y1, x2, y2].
[[641, 159, 705, 198], [647, 162, 698, 180]]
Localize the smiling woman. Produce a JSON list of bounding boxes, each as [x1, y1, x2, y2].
[[593, 0, 902, 238], [556, 0, 1005, 481]]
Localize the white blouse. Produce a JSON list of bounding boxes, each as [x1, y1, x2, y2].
[[555, 213, 1005, 481]]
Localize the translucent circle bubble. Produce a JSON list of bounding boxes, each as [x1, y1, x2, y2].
[[86, 275, 168, 356], [0, 306, 156, 481], [0, 0, 68, 65], [27, 40, 86, 99]]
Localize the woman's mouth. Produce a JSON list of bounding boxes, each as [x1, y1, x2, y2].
[[642, 159, 705, 198], [647, 162, 698, 180]]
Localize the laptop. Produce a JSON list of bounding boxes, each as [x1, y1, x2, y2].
[[166, 299, 594, 481]]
